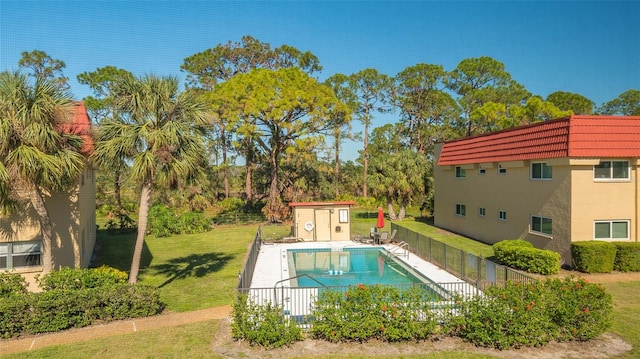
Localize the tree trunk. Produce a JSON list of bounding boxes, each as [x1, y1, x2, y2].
[[129, 179, 152, 284], [221, 126, 230, 199], [27, 188, 54, 273], [398, 204, 406, 221], [334, 135, 340, 198], [265, 150, 284, 222], [244, 141, 253, 202], [114, 170, 123, 213], [362, 111, 370, 198], [387, 201, 397, 221]]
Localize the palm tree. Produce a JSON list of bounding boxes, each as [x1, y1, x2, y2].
[[0, 71, 85, 273], [92, 74, 208, 284]]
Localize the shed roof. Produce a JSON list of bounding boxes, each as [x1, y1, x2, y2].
[[289, 201, 356, 207], [437, 115, 640, 165]]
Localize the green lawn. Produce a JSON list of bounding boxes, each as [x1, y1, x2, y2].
[[394, 218, 494, 258], [2, 217, 637, 358], [91, 224, 258, 312], [604, 281, 640, 359]]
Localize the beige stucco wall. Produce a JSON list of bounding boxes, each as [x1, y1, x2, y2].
[[570, 160, 639, 244], [435, 142, 639, 262], [434, 144, 574, 260], [0, 168, 96, 277], [292, 204, 352, 241]]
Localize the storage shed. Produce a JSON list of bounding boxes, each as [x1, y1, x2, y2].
[[289, 201, 355, 241]]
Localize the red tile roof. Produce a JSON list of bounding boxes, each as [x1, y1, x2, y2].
[[437, 115, 640, 165], [60, 102, 94, 155]]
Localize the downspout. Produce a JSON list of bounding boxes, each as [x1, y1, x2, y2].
[[634, 162, 640, 242]]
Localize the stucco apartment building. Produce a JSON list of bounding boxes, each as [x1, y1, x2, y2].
[[0, 102, 96, 281], [434, 115, 640, 263]]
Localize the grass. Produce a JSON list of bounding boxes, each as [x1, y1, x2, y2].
[[2, 214, 638, 358], [395, 218, 494, 258], [604, 281, 640, 359], [91, 224, 258, 312], [2, 320, 222, 359]]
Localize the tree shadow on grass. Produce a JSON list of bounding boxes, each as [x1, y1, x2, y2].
[[92, 229, 153, 272], [150, 252, 236, 288]]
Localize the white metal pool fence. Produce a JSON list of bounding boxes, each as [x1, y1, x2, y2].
[[237, 224, 538, 325], [238, 281, 477, 321], [239, 224, 537, 291]]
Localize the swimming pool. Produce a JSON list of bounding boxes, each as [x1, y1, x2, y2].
[[287, 247, 435, 288]]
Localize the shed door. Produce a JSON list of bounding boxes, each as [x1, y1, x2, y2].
[[314, 209, 332, 241]]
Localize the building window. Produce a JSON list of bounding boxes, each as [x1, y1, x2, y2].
[[594, 160, 629, 180], [455, 166, 466, 178], [479, 168, 486, 175], [498, 210, 507, 221], [455, 204, 466, 216], [531, 216, 553, 237], [531, 162, 552, 180], [479, 207, 486, 217], [0, 241, 41, 269], [594, 220, 629, 240], [498, 167, 507, 174]]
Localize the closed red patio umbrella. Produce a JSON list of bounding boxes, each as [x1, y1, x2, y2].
[[376, 207, 385, 229]]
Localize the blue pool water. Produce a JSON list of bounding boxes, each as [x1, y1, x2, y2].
[[288, 247, 429, 288]]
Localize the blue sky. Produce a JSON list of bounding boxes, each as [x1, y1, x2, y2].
[[1, 1, 639, 160]]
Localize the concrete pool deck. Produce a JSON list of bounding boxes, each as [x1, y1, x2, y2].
[[251, 240, 468, 289]]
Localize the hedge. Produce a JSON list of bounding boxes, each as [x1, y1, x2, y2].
[[493, 239, 560, 275], [571, 241, 617, 273], [613, 242, 640, 272], [0, 284, 163, 338]]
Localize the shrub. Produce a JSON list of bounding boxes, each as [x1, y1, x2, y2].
[[571, 241, 617, 273], [613, 242, 640, 272], [231, 293, 303, 349], [0, 293, 30, 338], [148, 205, 212, 237], [0, 271, 28, 297], [37, 266, 128, 291], [449, 278, 612, 349], [493, 239, 533, 264], [310, 284, 438, 343], [544, 277, 612, 341], [149, 205, 178, 237], [26, 289, 93, 333], [451, 281, 555, 349], [105, 213, 136, 234], [215, 197, 246, 213], [493, 240, 560, 275], [177, 211, 211, 234]]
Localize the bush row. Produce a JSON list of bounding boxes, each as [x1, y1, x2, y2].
[[311, 284, 439, 343], [572, 241, 640, 273], [231, 278, 612, 349], [493, 239, 561, 274], [449, 277, 611, 349], [0, 284, 163, 338]]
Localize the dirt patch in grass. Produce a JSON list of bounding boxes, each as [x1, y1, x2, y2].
[[557, 270, 640, 284], [212, 319, 632, 359]]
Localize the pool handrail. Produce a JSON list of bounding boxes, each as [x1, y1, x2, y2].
[[274, 274, 328, 307]]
